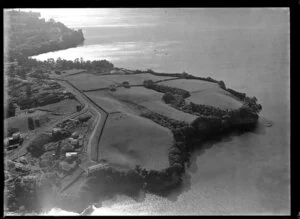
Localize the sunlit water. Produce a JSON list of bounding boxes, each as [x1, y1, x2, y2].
[[19, 8, 290, 215]]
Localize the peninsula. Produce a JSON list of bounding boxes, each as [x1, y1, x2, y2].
[[4, 10, 262, 214]]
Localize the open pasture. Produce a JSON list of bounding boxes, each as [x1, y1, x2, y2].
[[98, 112, 173, 171], [186, 89, 243, 110]]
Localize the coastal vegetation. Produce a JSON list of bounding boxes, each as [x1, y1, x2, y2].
[[5, 10, 84, 59]]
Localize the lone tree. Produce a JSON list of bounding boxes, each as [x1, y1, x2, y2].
[[28, 117, 34, 130], [6, 101, 16, 118], [122, 81, 130, 88], [35, 118, 40, 127]]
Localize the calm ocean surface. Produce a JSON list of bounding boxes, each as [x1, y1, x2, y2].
[[30, 8, 290, 215]]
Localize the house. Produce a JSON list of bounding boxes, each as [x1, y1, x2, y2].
[[65, 152, 78, 158], [4, 138, 20, 151], [52, 127, 62, 134], [12, 132, 21, 140], [4, 132, 23, 149], [28, 108, 35, 113], [71, 131, 79, 139]]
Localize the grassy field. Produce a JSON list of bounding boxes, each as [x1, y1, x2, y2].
[[4, 99, 79, 136], [98, 112, 173, 171], [66, 73, 176, 90], [67, 73, 115, 90], [36, 99, 80, 115], [140, 100, 197, 123], [108, 87, 163, 103], [186, 89, 243, 110], [85, 91, 137, 114], [86, 87, 197, 123], [158, 79, 243, 110], [158, 79, 219, 92], [4, 110, 48, 134]]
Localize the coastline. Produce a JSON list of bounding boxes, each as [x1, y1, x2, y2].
[[4, 10, 273, 215]]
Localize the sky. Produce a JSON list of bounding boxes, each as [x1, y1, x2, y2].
[[10, 8, 289, 29]]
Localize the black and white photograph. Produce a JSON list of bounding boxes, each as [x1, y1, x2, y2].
[[3, 7, 291, 215]]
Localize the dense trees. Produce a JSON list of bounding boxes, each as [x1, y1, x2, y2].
[[5, 10, 85, 59], [218, 80, 226, 89], [162, 92, 175, 104], [14, 56, 114, 73], [27, 133, 51, 157], [26, 84, 32, 98], [225, 88, 246, 100], [143, 79, 190, 98], [5, 101, 16, 118]]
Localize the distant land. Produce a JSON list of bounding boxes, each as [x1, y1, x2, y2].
[[4, 10, 84, 61], [4, 10, 263, 214]]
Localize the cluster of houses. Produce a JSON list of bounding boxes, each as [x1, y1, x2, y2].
[[51, 127, 84, 160]]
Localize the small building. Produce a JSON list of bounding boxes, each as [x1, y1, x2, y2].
[[52, 127, 62, 134], [5, 132, 23, 148], [68, 137, 79, 146], [71, 131, 79, 139], [65, 152, 78, 158], [78, 139, 84, 147]]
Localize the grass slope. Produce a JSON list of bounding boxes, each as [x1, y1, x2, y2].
[[98, 112, 173, 171], [86, 87, 197, 123], [159, 79, 243, 110], [85, 91, 137, 114]]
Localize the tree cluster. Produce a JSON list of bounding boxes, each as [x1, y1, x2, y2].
[[26, 133, 52, 157], [143, 80, 190, 98]]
